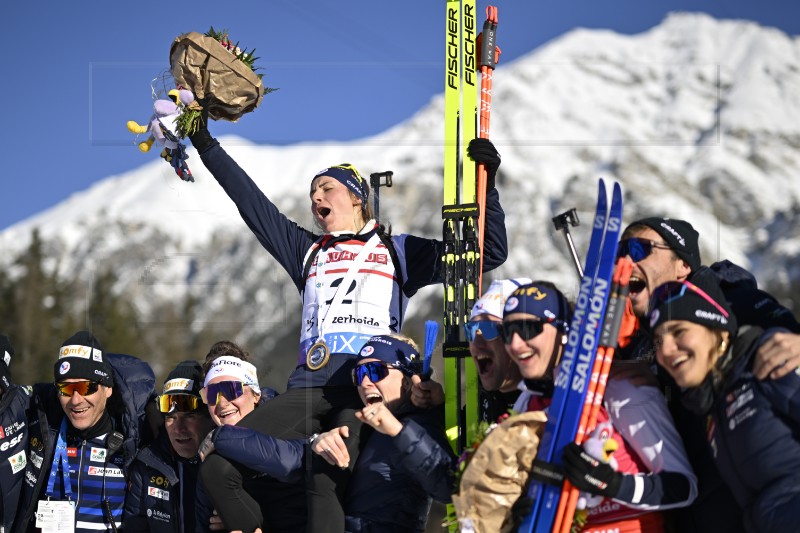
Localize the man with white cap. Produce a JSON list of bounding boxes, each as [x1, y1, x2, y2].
[[124, 361, 215, 533], [466, 278, 532, 423]]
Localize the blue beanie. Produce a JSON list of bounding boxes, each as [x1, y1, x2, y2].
[[313, 164, 369, 211], [357, 335, 419, 376], [503, 282, 571, 331]]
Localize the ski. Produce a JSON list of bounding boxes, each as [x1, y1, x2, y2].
[[519, 179, 624, 533], [553, 257, 634, 533]]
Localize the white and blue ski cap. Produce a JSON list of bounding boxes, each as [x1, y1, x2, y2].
[[203, 356, 260, 394], [470, 278, 533, 320]]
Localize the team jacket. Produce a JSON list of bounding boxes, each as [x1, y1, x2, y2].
[[198, 141, 508, 387], [15, 353, 155, 533], [124, 433, 201, 533], [691, 327, 800, 533], [210, 406, 455, 533], [1, 384, 31, 533]]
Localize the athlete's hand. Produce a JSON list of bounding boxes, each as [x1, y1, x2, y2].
[[411, 375, 445, 409], [467, 138, 500, 188], [356, 402, 403, 437], [754, 332, 800, 380], [312, 427, 350, 469]]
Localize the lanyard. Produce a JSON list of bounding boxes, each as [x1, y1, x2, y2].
[[46, 418, 73, 499]]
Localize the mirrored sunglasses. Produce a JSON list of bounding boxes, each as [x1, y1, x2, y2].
[[616, 238, 672, 262], [55, 380, 101, 397], [352, 361, 398, 386], [157, 394, 201, 413], [464, 320, 502, 342], [501, 319, 548, 344], [200, 380, 252, 406]]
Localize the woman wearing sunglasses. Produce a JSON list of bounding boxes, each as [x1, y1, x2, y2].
[[502, 282, 695, 532], [187, 111, 507, 533], [649, 275, 800, 533], [196, 346, 305, 533]]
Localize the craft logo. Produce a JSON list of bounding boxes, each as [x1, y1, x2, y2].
[[164, 378, 193, 393], [695, 309, 728, 325], [659, 221, 686, 247], [59, 362, 71, 375], [88, 466, 123, 477], [90, 447, 107, 462], [9, 450, 26, 474], [148, 486, 170, 501]]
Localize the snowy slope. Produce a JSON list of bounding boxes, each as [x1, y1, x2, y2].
[[2, 12, 798, 343]]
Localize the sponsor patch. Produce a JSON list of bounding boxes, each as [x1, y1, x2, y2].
[[0, 426, 4, 439], [67, 447, 78, 458], [59, 362, 71, 375], [359, 346, 375, 357], [59, 345, 100, 360], [90, 447, 107, 462], [31, 451, 43, 469], [8, 450, 26, 474], [3, 350, 9, 366], [504, 296, 520, 312], [87, 466, 124, 477], [148, 486, 170, 501], [164, 378, 194, 393]]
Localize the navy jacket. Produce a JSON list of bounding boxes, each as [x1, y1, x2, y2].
[[1, 384, 31, 533], [197, 141, 508, 387], [696, 327, 800, 533], [15, 353, 155, 533], [124, 433, 201, 533]]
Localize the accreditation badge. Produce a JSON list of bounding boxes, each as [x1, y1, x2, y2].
[[306, 340, 331, 371]]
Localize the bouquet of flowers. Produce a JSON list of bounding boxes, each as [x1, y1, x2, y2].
[[170, 27, 276, 137], [448, 411, 547, 533]]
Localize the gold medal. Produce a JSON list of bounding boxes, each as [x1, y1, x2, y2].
[[306, 341, 331, 371]]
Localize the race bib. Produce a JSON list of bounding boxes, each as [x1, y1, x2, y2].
[[35, 500, 75, 533]]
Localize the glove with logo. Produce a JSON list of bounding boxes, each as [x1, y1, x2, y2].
[[467, 138, 501, 190], [562, 442, 622, 498]]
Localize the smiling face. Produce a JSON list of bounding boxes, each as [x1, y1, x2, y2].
[[165, 409, 215, 459], [654, 320, 727, 388], [503, 313, 563, 380], [309, 176, 365, 233], [355, 359, 405, 411], [58, 380, 113, 431], [205, 375, 260, 426], [623, 227, 692, 318], [469, 314, 521, 392]]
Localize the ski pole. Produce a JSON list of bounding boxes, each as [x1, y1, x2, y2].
[[552, 208, 583, 279], [476, 5, 499, 295], [369, 171, 393, 223], [553, 257, 633, 533]]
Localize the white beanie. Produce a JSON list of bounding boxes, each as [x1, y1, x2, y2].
[[470, 278, 533, 320]]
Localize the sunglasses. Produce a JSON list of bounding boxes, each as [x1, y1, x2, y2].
[[56, 380, 101, 397], [200, 381, 253, 406], [464, 320, 502, 342], [650, 281, 730, 319], [616, 238, 672, 263], [352, 361, 403, 386], [157, 394, 201, 413], [501, 319, 562, 344]]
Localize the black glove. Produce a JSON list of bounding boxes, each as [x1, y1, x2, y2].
[[187, 97, 214, 153], [467, 137, 500, 190], [562, 442, 622, 498], [510, 492, 534, 530]]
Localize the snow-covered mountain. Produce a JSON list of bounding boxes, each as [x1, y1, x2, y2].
[[3, 13, 799, 367]]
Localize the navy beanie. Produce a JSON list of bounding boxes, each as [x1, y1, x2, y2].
[[54, 331, 113, 387]]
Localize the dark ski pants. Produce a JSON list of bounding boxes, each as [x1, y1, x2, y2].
[[200, 386, 364, 533]]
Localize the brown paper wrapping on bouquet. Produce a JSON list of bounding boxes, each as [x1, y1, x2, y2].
[[452, 411, 547, 533], [170, 32, 264, 122]]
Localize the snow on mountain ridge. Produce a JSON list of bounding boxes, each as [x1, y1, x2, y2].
[[2, 12, 799, 334]]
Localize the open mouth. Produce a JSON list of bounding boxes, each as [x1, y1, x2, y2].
[[318, 207, 331, 219], [365, 393, 383, 405], [218, 408, 238, 421], [474, 354, 494, 374], [670, 355, 689, 369], [628, 276, 646, 294]]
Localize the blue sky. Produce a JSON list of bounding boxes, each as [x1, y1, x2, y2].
[[3, 0, 797, 231]]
